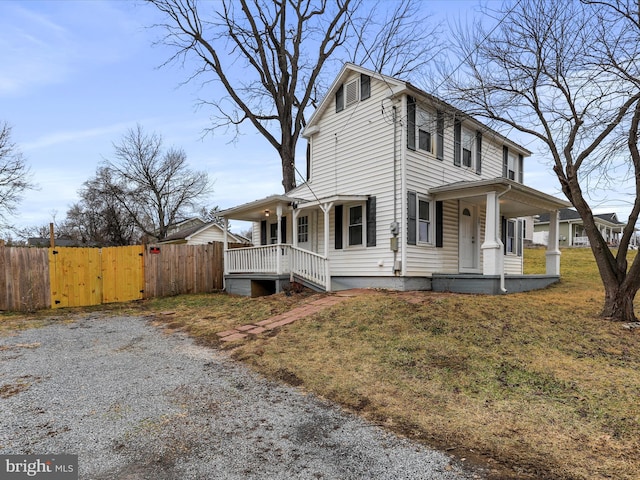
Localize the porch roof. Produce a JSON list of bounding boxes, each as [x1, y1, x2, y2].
[[429, 178, 571, 216], [220, 193, 372, 222], [219, 194, 304, 222]]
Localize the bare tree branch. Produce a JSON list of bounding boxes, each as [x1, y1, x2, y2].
[[0, 121, 36, 231], [147, 0, 440, 192], [447, 0, 640, 321]]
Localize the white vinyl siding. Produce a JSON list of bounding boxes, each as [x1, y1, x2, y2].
[[296, 69, 528, 279], [295, 70, 399, 276]]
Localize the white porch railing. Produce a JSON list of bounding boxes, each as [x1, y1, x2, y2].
[[290, 246, 329, 291], [225, 244, 330, 291], [572, 236, 590, 246]]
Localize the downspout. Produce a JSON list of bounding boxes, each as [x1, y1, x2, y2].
[[392, 105, 400, 275], [497, 185, 511, 293]]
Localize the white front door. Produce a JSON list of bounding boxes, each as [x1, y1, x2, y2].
[[459, 203, 479, 272]]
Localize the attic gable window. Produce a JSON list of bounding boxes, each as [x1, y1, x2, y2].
[[335, 74, 371, 113]]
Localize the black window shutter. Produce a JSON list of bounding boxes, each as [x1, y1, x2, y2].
[[436, 110, 444, 160], [501, 216, 507, 254], [260, 220, 267, 245], [503, 146, 509, 178], [436, 201, 444, 248], [407, 191, 417, 245], [361, 74, 371, 100], [366, 196, 376, 247], [518, 154, 524, 183], [280, 216, 287, 243], [476, 131, 482, 175], [517, 219, 523, 256], [407, 96, 416, 150], [335, 205, 343, 249], [454, 119, 462, 166], [335, 84, 344, 113]]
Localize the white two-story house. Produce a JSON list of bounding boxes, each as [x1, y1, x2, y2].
[[220, 64, 570, 296]]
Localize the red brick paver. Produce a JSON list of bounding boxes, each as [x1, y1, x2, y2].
[[216, 290, 369, 343]]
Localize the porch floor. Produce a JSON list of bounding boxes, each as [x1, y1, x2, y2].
[[431, 273, 560, 295]]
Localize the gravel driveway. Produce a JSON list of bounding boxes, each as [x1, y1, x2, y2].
[[0, 314, 483, 479]]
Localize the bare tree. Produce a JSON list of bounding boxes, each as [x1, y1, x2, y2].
[[0, 122, 35, 229], [447, 0, 640, 321], [103, 124, 212, 240], [147, 0, 441, 192], [59, 168, 139, 246]]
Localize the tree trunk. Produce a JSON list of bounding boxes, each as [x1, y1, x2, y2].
[[602, 283, 637, 322], [280, 140, 296, 193]]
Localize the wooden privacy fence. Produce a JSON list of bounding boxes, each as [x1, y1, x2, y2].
[[0, 243, 230, 312], [144, 243, 224, 298], [0, 246, 50, 312]]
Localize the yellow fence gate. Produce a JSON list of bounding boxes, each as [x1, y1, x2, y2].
[[49, 246, 144, 308]]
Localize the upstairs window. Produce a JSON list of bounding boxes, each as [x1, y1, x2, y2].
[[408, 97, 434, 153], [454, 122, 482, 174], [502, 146, 524, 183], [335, 74, 371, 112]]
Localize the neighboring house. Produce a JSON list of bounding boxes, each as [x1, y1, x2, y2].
[[534, 208, 629, 247], [28, 237, 88, 247], [219, 63, 570, 296], [158, 221, 250, 245]]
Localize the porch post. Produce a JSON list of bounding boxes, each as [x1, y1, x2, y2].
[[481, 191, 503, 275], [546, 209, 561, 275], [276, 204, 283, 274], [322, 202, 333, 292], [223, 217, 229, 276], [292, 208, 299, 248]]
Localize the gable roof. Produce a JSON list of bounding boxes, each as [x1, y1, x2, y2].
[[302, 63, 531, 156], [536, 208, 625, 226], [158, 221, 248, 244]]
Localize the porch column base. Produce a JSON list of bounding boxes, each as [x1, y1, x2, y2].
[[546, 250, 561, 276], [481, 244, 503, 275]]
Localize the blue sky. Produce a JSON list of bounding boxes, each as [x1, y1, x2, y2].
[[0, 0, 632, 236]]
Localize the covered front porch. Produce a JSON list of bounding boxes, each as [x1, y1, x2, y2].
[[220, 179, 571, 296], [220, 194, 352, 295], [429, 178, 572, 293]]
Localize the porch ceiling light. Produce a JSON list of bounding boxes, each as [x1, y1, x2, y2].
[[265, 209, 270, 217]]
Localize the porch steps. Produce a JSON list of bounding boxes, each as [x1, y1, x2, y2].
[[291, 274, 326, 292], [216, 290, 366, 342]]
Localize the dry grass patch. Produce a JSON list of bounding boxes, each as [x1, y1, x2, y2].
[[2, 248, 639, 479], [230, 249, 640, 480]]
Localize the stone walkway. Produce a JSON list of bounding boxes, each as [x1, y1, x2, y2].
[[216, 289, 368, 342]]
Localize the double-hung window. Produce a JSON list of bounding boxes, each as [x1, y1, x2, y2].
[[417, 109, 432, 153], [506, 220, 516, 254], [348, 205, 363, 246], [297, 215, 309, 243], [462, 128, 475, 168], [418, 198, 431, 243], [407, 98, 435, 154]]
